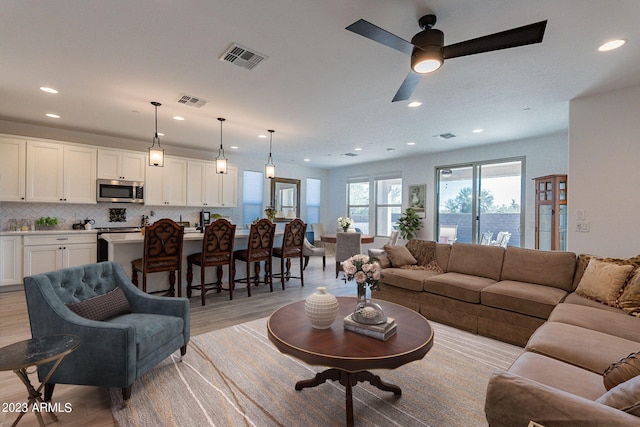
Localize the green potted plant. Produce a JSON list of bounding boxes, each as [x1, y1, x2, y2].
[[396, 207, 422, 240], [35, 216, 59, 230]]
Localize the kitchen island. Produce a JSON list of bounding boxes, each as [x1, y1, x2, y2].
[[100, 229, 284, 295]]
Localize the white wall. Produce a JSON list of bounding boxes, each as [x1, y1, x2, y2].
[[327, 132, 568, 248], [568, 84, 640, 257]]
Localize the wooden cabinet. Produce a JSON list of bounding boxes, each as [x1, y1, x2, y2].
[[0, 235, 23, 287], [144, 156, 187, 206], [23, 233, 96, 276], [534, 174, 567, 251], [0, 136, 26, 202], [186, 161, 237, 207], [26, 141, 97, 204], [97, 149, 146, 181]]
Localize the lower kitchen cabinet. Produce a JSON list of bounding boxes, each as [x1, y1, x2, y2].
[[23, 233, 97, 277], [0, 235, 23, 287]]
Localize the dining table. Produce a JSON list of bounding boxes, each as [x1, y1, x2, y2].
[[320, 233, 375, 244]]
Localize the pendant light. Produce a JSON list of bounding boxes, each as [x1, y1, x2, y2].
[[148, 101, 164, 167], [215, 117, 228, 174], [265, 129, 276, 179]]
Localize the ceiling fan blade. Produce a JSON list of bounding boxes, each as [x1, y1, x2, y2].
[[443, 20, 547, 59], [392, 71, 421, 102], [346, 19, 414, 55]]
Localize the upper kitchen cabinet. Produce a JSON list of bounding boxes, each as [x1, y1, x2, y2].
[[0, 136, 26, 202], [26, 141, 97, 204], [186, 161, 237, 208], [97, 149, 146, 182], [144, 156, 187, 206]]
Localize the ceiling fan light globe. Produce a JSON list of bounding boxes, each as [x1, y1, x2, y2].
[[413, 58, 442, 73], [411, 46, 443, 73]]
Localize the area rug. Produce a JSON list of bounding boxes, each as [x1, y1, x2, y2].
[[110, 318, 521, 427]]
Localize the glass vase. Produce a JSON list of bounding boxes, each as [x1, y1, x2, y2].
[[352, 282, 387, 325]]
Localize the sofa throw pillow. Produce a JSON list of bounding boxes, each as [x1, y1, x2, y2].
[[604, 352, 640, 391], [67, 287, 131, 321], [575, 259, 634, 307], [573, 254, 640, 291], [596, 374, 640, 416], [618, 269, 640, 316], [405, 239, 437, 266], [384, 245, 417, 267], [375, 255, 391, 269]]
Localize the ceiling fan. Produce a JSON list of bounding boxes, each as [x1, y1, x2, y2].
[[346, 14, 547, 102]]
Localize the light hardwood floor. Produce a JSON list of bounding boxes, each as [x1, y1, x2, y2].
[[0, 257, 351, 426]]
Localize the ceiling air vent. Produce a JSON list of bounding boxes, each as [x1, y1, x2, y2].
[[433, 132, 457, 140], [220, 43, 268, 70], [343, 152, 358, 157], [176, 94, 208, 108]]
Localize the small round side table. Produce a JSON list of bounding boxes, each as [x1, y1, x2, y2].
[[0, 334, 80, 426]]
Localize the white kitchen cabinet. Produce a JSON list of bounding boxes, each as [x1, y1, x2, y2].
[[0, 136, 26, 202], [23, 233, 97, 276], [0, 235, 23, 287], [26, 141, 97, 203], [144, 156, 187, 206], [97, 149, 146, 181], [186, 161, 237, 207]]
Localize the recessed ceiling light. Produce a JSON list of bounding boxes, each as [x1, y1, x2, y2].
[[157, 132, 165, 137], [45, 113, 60, 119], [408, 101, 422, 108], [40, 86, 58, 94], [258, 134, 267, 139], [386, 148, 395, 152], [354, 147, 363, 151], [407, 142, 416, 146], [598, 39, 626, 52], [472, 129, 484, 133], [230, 146, 238, 150], [303, 158, 310, 162], [173, 116, 185, 121]]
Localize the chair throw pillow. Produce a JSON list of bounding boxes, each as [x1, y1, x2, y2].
[[604, 352, 640, 391], [575, 259, 634, 307], [596, 374, 640, 416], [384, 245, 417, 267], [67, 287, 131, 321]]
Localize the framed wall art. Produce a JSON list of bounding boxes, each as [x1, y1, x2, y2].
[[408, 184, 426, 216]]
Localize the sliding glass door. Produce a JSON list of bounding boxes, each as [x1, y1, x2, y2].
[[436, 158, 523, 246]]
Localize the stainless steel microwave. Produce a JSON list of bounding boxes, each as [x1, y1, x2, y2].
[[97, 179, 144, 203]]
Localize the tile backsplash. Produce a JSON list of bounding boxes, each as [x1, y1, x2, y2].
[[0, 202, 239, 231]]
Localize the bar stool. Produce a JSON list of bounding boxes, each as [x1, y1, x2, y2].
[[272, 219, 306, 289], [186, 218, 236, 305], [131, 218, 184, 296], [233, 218, 276, 296]]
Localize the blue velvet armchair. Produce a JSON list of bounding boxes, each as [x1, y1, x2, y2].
[[23, 261, 190, 402]]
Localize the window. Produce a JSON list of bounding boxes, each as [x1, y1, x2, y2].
[[347, 180, 369, 234], [306, 178, 321, 225], [375, 177, 402, 237], [242, 170, 263, 227]]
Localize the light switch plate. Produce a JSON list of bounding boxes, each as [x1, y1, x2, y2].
[[576, 209, 585, 220], [576, 221, 590, 232]]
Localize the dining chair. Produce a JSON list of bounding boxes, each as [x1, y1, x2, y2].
[[368, 230, 400, 258], [438, 225, 458, 244], [233, 218, 276, 296], [479, 231, 493, 245], [272, 219, 306, 289], [131, 218, 184, 296], [186, 218, 236, 305], [303, 237, 326, 270], [335, 232, 362, 278], [311, 223, 325, 247]]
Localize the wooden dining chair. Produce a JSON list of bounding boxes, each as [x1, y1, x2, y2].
[[131, 218, 184, 297], [186, 218, 236, 305], [272, 219, 306, 289], [335, 232, 362, 278], [233, 218, 276, 296]]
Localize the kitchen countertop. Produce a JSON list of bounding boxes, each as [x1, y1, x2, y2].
[[100, 229, 283, 243], [0, 229, 99, 236]]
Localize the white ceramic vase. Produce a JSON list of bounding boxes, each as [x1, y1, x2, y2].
[[304, 287, 339, 329]]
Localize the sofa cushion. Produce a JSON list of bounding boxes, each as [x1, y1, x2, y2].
[[482, 281, 567, 319], [66, 287, 131, 321], [619, 270, 640, 316], [106, 313, 184, 360], [563, 292, 627, 314], [596, 375, 640, 416], [548, 303, 640, 342], [424, 272, 496, 303], [384, 245, 417, 267], [380, 268, 438, 292], [501, 247, 577, 291], [526, 322, 640, 374], [575, 259, 634, 307], [446, 243, 505, 281], [508, 351, 606, 400], [604, 352, 640, 391]]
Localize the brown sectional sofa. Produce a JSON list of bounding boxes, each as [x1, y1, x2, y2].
[[376, 240, 640, 425]]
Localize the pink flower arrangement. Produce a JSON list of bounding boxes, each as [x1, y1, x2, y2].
[[342, 254, 382, 291]]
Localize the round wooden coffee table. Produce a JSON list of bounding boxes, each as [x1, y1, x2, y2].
[[267, 297, 433, 426]]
